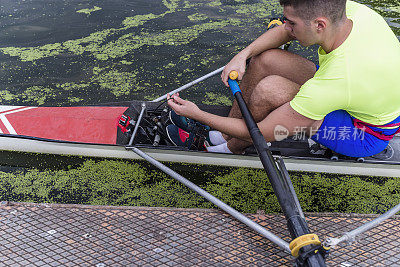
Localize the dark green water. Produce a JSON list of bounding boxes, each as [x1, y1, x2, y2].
[[0, 0, 398, 106], [0, 0, 399, 213], [1, 152, 399, 214]]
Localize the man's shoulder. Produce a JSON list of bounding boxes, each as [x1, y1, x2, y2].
[[345, 0, 400, 67], [344, 1, 399, 67], [347, 0, 386, 24]]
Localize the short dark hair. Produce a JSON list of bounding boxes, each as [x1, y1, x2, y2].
[[279, 0, 346, 24]]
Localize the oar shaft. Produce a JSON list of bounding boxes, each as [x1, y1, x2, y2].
[[228, 77, 326, 266], [233, 91, 306, 220], [130, 146, 291, 253]]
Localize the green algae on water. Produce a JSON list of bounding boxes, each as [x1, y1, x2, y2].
[[0, 0, 283, 106], [0, 1, 177, 62], [57, 82, 90, 91], [188, 13, 208, 22], [202, 92, 232, 106], [207, 0, 222, 7], [23, 86, 58, 106], [0, 17, 242, 62], [120, 60, 133, 65], [1, 155, 399, 214], [122, 14, 161, 28], [92, 69, 142, 97], [0, 159, 208, 207], [0, 43, 63, 62], [234, 3, 281, 19], [76, 6, 102, 15], [0, 90, 17, 101], [391, 6, 400, 13], [0, 0, 397, 107]]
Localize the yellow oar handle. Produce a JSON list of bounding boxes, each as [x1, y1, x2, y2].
[[229, 71, 239, 80]]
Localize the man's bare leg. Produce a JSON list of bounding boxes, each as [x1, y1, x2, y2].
[[224, 49, 317, 153], [227, 75, 300, 153], [226, 48, 317, 120]]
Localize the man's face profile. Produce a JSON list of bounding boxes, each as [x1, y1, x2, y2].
[[283, 5, 320, 47]]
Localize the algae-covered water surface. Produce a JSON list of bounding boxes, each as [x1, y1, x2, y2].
[[0, 0, 399, 213], [0, 0, 286, 106], [1, 152, 400, 214], [0, 0, 398, 106]]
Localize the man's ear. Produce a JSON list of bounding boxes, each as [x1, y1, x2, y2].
[[315, 17, 327, 32]]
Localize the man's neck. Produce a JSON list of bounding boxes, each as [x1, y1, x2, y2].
[[320, 18, 353, 53]]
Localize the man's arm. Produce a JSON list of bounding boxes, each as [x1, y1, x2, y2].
[[221, 25, 294, 86], [241, 24, 293, 60], [168, 95, 317, 142]]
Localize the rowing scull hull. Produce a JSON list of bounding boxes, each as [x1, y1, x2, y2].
[[0, 135, 399, 177], [0, 104, 398, 177]]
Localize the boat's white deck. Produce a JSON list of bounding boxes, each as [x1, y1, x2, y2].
[[0, 136, 399, 177]]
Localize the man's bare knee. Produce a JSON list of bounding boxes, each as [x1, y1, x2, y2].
[[248, 49, 316, 85], [249, 49, 283, 70], [250, 75, 300, 107]]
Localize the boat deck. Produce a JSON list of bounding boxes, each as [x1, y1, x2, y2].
[[1, 202, 399, 266]]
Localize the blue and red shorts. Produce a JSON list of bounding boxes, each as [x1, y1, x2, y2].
[[311, 110, 400, 158]]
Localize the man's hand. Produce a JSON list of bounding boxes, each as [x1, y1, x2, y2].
[[221, 54, 247, 87], [167, 93, 201, 120]]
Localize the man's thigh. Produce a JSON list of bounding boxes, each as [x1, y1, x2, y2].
[[253, 48, 317, 86]]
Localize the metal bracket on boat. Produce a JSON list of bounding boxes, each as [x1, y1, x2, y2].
[[152, 67, 224, 103], [128, 102, 146, 146], [324, 202, 400, 249]]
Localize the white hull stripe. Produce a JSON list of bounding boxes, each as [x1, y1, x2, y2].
[[0, 107, 37, 134], [0, 106, 25, 113]]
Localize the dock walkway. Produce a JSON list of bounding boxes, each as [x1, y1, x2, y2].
[[1, 202, 399, 266]]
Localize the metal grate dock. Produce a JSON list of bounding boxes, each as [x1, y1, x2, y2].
[[1, 202, 399, 266]]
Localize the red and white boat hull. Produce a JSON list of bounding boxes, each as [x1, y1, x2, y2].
[[0, 106, 128, 144]]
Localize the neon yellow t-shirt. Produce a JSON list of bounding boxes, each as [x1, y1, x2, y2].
[[290, 0, 400, 125]]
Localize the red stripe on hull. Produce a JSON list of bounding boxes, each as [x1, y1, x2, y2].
[[5, 106, 128, 144], [0, 120, 9, 134]]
